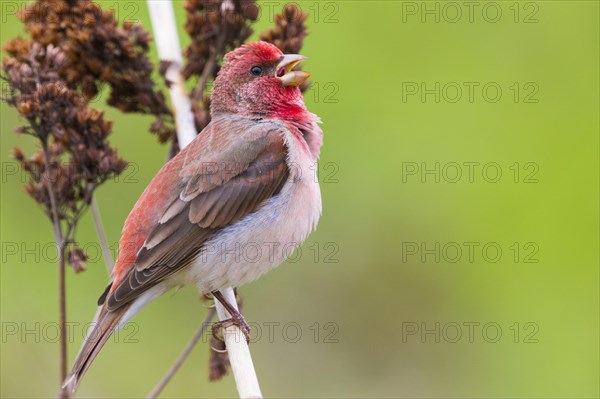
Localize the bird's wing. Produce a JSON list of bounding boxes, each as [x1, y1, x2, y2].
[[106, 119, 289, 310]]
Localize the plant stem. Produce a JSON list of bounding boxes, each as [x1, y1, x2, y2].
[[41, 140, 69, 399], [147, 0, 197, 148], [91, 196, 114, 272], [191, 31, 226, 103], [214, 289, 262, 398], [146, 308, 217, 399], [57, 242, 68, 399]]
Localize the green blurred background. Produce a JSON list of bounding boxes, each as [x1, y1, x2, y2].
[[1, 1, 599, 398]]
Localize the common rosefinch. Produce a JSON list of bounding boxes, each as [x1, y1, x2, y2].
[[64, 41, 322, 392]]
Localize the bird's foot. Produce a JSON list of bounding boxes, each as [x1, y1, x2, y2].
[[211, 312, 251, 344], [211, 290, 251, 344]]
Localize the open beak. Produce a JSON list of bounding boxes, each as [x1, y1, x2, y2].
[[276, 54, 311, 87]]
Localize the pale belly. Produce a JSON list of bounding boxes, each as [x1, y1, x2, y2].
[[172, 158, 322, 293]]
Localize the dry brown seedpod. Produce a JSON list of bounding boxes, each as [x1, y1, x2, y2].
[[15, 0, 175, 143]]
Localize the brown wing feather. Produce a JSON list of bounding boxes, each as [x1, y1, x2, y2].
[[106, 129, 289, 311]]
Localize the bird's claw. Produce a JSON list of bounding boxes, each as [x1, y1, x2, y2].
[[211, 313, 251, 344], [201, 293, 216, 308], [210, 343, 228, 353]]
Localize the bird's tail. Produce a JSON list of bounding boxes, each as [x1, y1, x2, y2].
[[62, 304, 130, 394]]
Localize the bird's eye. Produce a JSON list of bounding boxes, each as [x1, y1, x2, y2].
[[250, 66, 263, 76]]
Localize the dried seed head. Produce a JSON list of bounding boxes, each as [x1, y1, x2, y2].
[[12, 0, 175, 143], [3, 37, 127, 228], [182, 0, 258, 79], [68, 247, 88, 273], [208, 335, 230, 381]]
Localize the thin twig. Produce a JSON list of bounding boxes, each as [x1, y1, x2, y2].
[[41, 140, 69, 399], [146, 308, 217, 399], [91, 196, 114, 272], [191, 30, 226, 103], [62, 186, 94, 243], [21, 63, 69, 399]]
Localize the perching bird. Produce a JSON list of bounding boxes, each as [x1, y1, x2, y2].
[[64, 41, 322, 392]]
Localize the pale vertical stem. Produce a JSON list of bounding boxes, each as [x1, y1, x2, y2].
[[147, 0, 197, 147], [91, 197, 114, 272], [146, 2, 261, 398], [215, 289, 262, 399]]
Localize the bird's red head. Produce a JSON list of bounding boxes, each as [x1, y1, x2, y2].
[[211, 41, 311, 120]]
